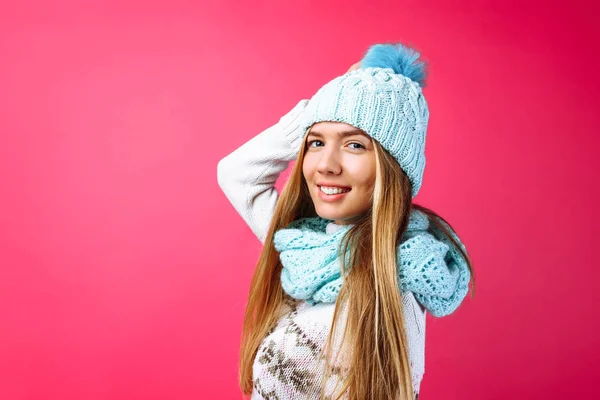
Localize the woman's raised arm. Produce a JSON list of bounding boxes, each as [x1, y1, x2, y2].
[[217, 99, 309, 244]]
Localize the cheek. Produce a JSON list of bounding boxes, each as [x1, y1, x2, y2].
[[349, 163, 376, 190], [302, 156, 314, 181]]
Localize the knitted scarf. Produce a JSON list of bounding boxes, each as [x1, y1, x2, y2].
[[273, 209, 471, 317]]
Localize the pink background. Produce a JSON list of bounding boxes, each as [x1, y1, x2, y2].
[[1, 1, 598, 399]]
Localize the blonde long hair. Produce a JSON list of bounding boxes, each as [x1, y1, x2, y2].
[[239, 128, 476, 399]]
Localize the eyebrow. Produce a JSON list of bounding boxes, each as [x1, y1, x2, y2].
[[307, 129, 371, 140]]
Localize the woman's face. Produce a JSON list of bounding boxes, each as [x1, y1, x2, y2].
[[302, 122, 376, 225]]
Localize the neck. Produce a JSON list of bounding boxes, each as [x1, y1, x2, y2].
[[326, 220, 353, 234]]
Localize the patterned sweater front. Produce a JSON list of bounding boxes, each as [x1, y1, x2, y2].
[[251, 284, 425, 399], [217, 99, 426, 399]]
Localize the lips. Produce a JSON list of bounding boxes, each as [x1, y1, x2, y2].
[[319, 185, 351, 194], [316, 183, 351, 190], [317, 186, 351, 202]]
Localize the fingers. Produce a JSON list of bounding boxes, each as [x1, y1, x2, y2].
[[346, 62, 361, 73]]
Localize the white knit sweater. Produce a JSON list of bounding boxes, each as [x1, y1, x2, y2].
[[217, 99, 426, 399]]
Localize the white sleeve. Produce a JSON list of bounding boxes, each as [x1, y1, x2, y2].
[[402, 292, 426, 395], [217, 99, 309, 244]]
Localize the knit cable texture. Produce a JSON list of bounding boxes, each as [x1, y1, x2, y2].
[[274, 208, 470, 317]]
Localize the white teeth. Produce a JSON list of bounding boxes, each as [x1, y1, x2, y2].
[[319, 186, 351, 195]]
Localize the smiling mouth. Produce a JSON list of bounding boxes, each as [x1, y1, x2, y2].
[[318, 185, 351, 195]]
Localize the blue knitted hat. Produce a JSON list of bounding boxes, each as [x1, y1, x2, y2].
[[300, 43, 430, 198]]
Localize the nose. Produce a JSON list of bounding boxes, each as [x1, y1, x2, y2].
[[316, 145, 342, 175]]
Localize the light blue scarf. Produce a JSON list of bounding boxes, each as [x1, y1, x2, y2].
[[273, 209, 471, 317]]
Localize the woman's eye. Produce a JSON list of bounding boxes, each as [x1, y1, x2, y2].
[[349, 142, 365, 150], [307, 140, 365, 149]]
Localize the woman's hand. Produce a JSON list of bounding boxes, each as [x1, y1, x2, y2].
[[346, 62, 360, 73]]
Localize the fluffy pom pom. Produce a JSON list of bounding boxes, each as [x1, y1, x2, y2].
[[360, 43, 427, 87]]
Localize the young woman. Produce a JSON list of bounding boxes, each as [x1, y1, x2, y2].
[[217, 43, 476, 400]]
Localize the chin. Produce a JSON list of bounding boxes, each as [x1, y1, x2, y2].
[[314, 207, 351, 222]]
